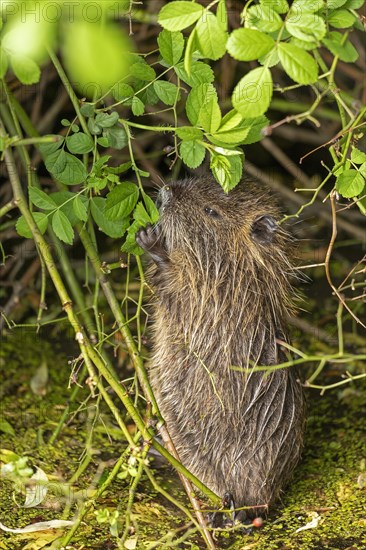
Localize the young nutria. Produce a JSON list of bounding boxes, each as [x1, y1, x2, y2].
[[136, 176, 305, 519]]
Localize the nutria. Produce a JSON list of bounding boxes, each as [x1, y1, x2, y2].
[[136, 176, 305, 519]]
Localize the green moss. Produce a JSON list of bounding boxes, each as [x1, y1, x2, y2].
[[1, 333, 365, 549]]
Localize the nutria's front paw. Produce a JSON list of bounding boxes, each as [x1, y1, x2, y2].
[[136, 224, 157, 252], [136, 224, 168, 266]]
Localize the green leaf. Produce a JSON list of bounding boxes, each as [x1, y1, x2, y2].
[[278, 43, 318, 84], [95, 112, 120, 128], [121, 220, 144, 255], [209, 126, 250, 146], [327, 0, 349, 6], [108, 161, 132, 175], [29, 187, 57, 211], [103, 126, 128, 149], [73, 195, 88, 222], [91, 197, 130, 238], [0, 47, 8, 78], [232, 67, 273, 118], [198, 92, 221, 133], [66, 133, 94, 154], [336, 169, 365, 198], [343, 0, 364, 7], [217, 0, 228, 31], [10, 55, 40, 85], [133, 202, 152, 225], [132, 96, 145, 116], [105, 183, 139, 220], [158, 2, 204, 31], [260, 0, 289, 13], [186, 83, 210, 125], [289, 38, 318, 51], [210, 151, 243, 192], [180, 140, 206, 169], [227, 29, 275, 62], [158, 29, 184, 65], [45, 149, 67, 177], [143, 193, 160, 223], [241, 115, 269, 144], [88, 118, 102, 135], [245, 5, 283, 32], [16, 212, 48, 239], [50, 191, 81, 226], [80, 103, 95, 117], [322, 32, 358, 63], [56, 153, 88, 185], [359, 162, 366, 178], [0, 419, 15, 436], [195, 12, 227, 61], [351, 148, 366, 165], [153, 80, 180, 105], [38, 136, 64, 158], [130, 62, 156, 81], [286, 13, 326, 41], [174, 61, 214, 86], [290, 0, 324, 12], [112, 82, 134, 102], [328, 9, 356, 28], [176, 126, 204, 141], [52, 210, 74, 245]]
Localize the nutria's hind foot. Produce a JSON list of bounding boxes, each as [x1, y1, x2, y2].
[[207, 492, 236, 529], [136, 224, 168, 266]]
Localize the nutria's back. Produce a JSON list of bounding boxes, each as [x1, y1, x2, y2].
[[137, 176, 305, 516]]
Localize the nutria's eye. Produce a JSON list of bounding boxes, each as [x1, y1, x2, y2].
[[204, 207, 220, 218]]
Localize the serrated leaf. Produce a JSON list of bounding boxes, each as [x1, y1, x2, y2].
[[10, 54, 40, 84], [183, 27, 197, 76], [176, 126, 204, 141], [95, 111, 120, 128], [186, 83, 219, 126], [322, 32, 358, 63], [143, 193, 160, 223], [290, 0, 324, 12], [105, 183, 139, 220], [91, 197, 129, 238], [210, 152, 243, 192], [112, 82, 134, 102], [57, 153, 88, 185], [16, 212, 48, 239], [52, 210, 74, 244], [121, 220, 144, 255], [180, 140, 206, 169], [50, 191, 82, 226], [103, 126, 127, 149], [227, 29, 275, 62], [195, 12, 227, 61], [351, 148, 366, 165], [45, 149, 67, 177], [132, 96, 145, 116], [328, 9, 356, 28], [175, 60, 214, 86], [133, 202, 151, 225], [286, 13, 326, 41], [198, 93, 221, 133], [153, 80, 180, 105], [232, 67, 273, 118], [158, 29, 184, 65], [158, 2, 204, 31], [260, 0, 289, 13], [66, 133, 94, 154], [130, 62, 156, 81], [29, 187, 57, 211], [80, 103, 95, 117], [278, 43, 318, 84], [336, 169, 365, 198], [73, 195, 88, 222], [245, 5, 283, 32], [241, 115, 269, 144], [88, 117, 102, 135]]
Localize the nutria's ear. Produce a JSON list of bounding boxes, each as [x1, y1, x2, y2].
[[250, 215, 278, 244]]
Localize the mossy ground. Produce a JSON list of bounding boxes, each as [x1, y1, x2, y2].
[[0, 331, 365, 550]]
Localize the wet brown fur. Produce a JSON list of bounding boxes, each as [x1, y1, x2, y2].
[[141, 176, 305, 516]]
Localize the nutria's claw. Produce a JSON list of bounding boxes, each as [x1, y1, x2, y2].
[[136, 224, 168, 267]]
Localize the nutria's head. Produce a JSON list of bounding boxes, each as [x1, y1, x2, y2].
[[156, 177, 286, 261]]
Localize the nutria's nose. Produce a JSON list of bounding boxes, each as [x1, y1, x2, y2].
[[157, 185, 173, 210]]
